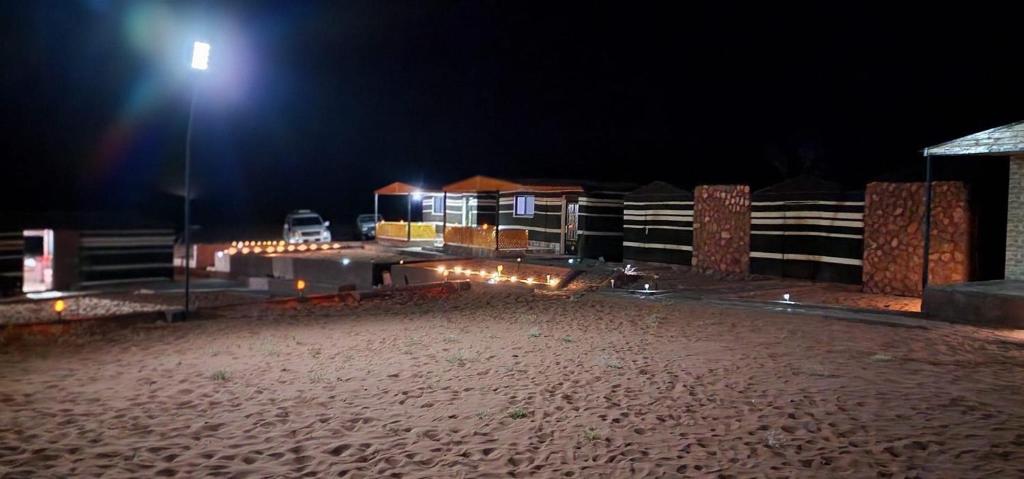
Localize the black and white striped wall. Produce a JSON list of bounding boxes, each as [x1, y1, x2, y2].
[[440, 193, 498, 228], [497, 191, 567, 251], [622, 182, 694, 265], [578, 192, 626, 261], [78, 229, 176, 287], [750, 181, 864, 284], [0, 232, 22, 294], [420, 194, 446, 233]]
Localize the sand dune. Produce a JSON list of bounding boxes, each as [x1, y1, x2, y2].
[[2, 287, 1023, 477]]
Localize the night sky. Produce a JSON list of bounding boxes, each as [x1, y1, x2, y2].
[[1, 1, 1021, 237]]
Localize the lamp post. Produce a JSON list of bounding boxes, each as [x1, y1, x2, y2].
[[183, 40, 210, 319]]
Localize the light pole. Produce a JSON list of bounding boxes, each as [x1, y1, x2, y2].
[[183, 40, 210, 319]]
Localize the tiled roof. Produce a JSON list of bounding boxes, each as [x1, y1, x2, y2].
[[925, 120, 1024, 156]]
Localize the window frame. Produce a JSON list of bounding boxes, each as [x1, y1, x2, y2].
[[513, 194, 535, 218], [431, 196, 444, 215]]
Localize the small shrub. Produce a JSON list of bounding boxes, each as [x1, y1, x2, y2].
[[446, 351, 467, 367], [599, 355, 624, 369], [561, 335, 574, 343], [210, 370, 230, 381], [506, 407, 527, 419], [308, 369, 327, 383], [583, 427, 600, 442], [527, 328, 541, 338]]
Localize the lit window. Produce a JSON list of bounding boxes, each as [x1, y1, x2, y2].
[[432, 196, 444, 215], [514, 195, 535, 217]]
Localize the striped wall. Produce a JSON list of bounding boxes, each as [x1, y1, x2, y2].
[[440, 193, 497, 228], [77, 229, 176, 286], [577, 192, 626, 261], [622, 186, 693, 265], [421, 194, 446, 233], [749, 193, 864, 284], [497, 191, 568, 251], [0, 232, 22, 294]]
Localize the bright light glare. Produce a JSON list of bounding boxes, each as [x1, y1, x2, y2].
[[412, 191, 423, 200], [191, 41, 210, 70]]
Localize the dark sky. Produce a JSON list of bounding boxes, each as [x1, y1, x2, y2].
[[1, 1, 1021, 235]]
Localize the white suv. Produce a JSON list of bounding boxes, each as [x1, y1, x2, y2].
[[283, 210, 332, 244]]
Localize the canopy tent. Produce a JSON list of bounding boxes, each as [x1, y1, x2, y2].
[[622, 181, 694, 265], [750, 176, 864, 284], [373, 182, 439, 241]]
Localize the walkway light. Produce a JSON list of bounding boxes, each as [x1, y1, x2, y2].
[[54, 299, 66, 319]]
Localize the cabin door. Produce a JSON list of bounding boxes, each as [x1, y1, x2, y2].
[[563, 201, 579, 255]]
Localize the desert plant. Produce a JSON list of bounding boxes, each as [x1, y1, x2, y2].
[[583, 427, 600, 441], [599, 355, 624, 369], [527, 328, 542, 338], [446, 351, 467, 367], [561, 335, 574, 343], [210, 370, 230, 381], [506, 407, 527, 419]]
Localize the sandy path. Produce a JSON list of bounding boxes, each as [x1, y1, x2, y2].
[[1, 288, 1023, 477]]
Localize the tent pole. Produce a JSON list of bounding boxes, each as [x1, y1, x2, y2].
[[922, 154, 934, 291], [373, 193, 378, 239], [494, 190, 500, 251], [442, 192, 447, 244], [407, 195, 412, 241]]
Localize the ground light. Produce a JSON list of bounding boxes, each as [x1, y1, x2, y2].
[[54, 299, 66, 320], [296, 279, 306, 298]]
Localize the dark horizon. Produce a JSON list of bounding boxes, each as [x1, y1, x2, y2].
[[2, 1, 1021, 236]]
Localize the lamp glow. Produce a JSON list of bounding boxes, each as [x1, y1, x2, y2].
[[54, 299, 66, 316], [191, 41, 211, 70], [296, 279, 306, 291]]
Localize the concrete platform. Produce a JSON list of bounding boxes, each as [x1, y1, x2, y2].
[[922, 280, 1024, 329]]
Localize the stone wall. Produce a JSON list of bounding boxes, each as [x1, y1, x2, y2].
[[1006, 156, 1024, 280], [862, 181, 970, 296], [693, 185, 750, 276]]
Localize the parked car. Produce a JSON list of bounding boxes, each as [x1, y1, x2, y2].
[[356, 214, 382, 239], [283, 210, 331, 243]]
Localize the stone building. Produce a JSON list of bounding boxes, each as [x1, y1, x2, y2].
[[922, 121, 1024, 328], [925, 120, 1024, 279]]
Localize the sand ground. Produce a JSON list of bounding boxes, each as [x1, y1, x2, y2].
[[1, 287, 1023, 478]]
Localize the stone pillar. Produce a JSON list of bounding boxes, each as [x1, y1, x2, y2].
[[862, 181, 970, 296], [693, 185, 750, 276], [1005, 156, 1024, 280]]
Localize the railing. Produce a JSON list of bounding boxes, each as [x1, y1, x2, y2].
[[444, 226, 528, 250], [377, 221, 437, 241]]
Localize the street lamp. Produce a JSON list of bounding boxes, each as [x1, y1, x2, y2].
[[183, 40, 210, 319]]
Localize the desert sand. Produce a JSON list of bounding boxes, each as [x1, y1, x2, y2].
[[2, 287, 1023, 477]]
